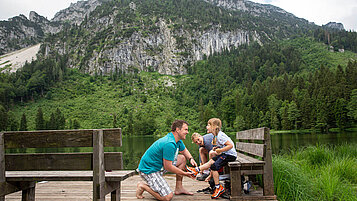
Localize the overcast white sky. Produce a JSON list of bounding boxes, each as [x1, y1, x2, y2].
[[0, 0, 356, 31]]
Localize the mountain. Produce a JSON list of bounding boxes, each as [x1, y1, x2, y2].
[[324, 22, 345, 31], [1, 0, 316, 74], [0, 11, 64, 55], [52, 0, 106, 25], [36, 0, 315, 75]]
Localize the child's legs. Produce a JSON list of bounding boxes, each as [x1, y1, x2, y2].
[[209, 150, 218, 159], [199, 159, 215, 171], [210, 153, 236, 185], [199, 147, 209, 165]]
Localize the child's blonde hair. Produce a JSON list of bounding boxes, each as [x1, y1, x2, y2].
[[208, 118, 222, 135], [191, 132, 201, 143]]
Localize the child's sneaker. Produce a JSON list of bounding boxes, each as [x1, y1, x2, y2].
[[211, 184, 225, 199], [185, 165, 199, 177]]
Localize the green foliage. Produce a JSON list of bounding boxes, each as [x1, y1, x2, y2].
[[35, 107, 45, 130], [273, 156, 314, 201], [19, 113, 27, 131], [1, 35, 357, 134], [274, 144, 357, 201]]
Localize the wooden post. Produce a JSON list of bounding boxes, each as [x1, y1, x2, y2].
[[21, 182, 36, 201], [0, 132, 5, 201], [111, 182, 120, 201], [93, 130, 105, 201], [229, 166, 242, 200], [263, 128, 275, 196]]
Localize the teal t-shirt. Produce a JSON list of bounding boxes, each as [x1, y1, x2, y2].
[[138, 132, 186, 174]]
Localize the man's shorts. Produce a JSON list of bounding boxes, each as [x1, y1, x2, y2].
[[138, 170, 172, 197], [210, 153, 236, 171]]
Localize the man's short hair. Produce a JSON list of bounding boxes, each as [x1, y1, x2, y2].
[[171, 120, 189, 132]]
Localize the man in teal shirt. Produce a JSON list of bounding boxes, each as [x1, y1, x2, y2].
[[136, 120, 197, 200]]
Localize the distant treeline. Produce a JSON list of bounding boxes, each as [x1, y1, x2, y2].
[[314, 27, 357, 53], [1, 37, 356, 133]]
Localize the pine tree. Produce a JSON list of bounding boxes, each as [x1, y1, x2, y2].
[[19, 113, 27, 131], [113, 113, 117, 128], [334, 98, 348, 130], [72, 119, 80, 129], [0, 104, 7, 131], [347, 89, 357, 122], [55, 108, 65, 129], [35, 107, 45, 130]]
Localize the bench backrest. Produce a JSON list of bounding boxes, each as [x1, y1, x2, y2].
[[235, 127, 271, 161], [0, 129, 123, 171]]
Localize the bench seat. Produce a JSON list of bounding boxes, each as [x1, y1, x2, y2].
[[6, 170, 135, 182], [229, 153, 265, 167]]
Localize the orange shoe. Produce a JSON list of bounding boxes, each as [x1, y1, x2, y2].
[[185, 165, 199, 177], [211, 184, 225, 199]]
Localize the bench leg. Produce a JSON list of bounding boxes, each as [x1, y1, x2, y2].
[[22, 185, 35, 201], [111, 183, 120, 201], [230, 167, 242, 199]]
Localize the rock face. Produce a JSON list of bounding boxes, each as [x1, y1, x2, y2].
[[52, 0, 104, 25], [1, 0, 313, 75], [43, 17, 257, 75], [0, 12, 62, 55], [324, 22, 345, 31]]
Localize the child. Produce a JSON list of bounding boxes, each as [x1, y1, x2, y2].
[[191, 132, 216, 180], [186, 118, 237, 199]]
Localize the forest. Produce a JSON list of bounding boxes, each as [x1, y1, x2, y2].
[[1, 34, 356, 134]]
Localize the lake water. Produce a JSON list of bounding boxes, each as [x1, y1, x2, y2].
[[119, 131, 357, 169]]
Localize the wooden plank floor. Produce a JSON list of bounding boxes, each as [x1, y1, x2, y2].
[[5, 175, 215, 201], [4, 175, 270, 200]]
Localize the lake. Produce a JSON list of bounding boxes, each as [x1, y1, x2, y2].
[[119, 131, 357, 169]]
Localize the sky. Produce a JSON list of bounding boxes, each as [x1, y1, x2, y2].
[[0, 0, 356, 31]]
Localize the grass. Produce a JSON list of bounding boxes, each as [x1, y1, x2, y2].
[[273, 143, 357, 201]]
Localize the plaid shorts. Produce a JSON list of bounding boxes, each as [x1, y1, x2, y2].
[[138, 170, 172, 197]]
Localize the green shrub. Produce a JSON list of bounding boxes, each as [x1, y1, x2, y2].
[[273, 156, 314, 201]]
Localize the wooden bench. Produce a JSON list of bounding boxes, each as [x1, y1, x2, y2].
[[0, 128, 135, 201], [228, 127, 277, 200]]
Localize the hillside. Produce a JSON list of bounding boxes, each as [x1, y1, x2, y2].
[[0, 44, 41, 73], [6, 37, 357, 134]]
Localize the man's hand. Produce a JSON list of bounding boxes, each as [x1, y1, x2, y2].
[[183, 171, 196, 179]]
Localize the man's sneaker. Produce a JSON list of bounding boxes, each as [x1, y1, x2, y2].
[[211, 184, 225, 199], [185, 165, 199, 177]]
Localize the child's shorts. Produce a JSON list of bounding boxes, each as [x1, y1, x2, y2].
[[211, 153, 236, 171]]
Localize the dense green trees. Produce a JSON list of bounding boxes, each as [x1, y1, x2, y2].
[[0, 36, 356, 134]]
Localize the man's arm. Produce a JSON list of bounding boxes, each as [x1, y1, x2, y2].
[[163, 159, 193, 177], [180, 148, 198, 167]]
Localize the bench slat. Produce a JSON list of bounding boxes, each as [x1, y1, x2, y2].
[[4, 129, 121, 149], [236, 142, 265, 157], [236, 127, 267, 140], [5, 170, 136, 182], [6, 152, 123, 171]]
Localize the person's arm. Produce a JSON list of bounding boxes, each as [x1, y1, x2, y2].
[[180, 148, 198, 167], [163, 159, 194, 177], [215, 140, 233, 154]]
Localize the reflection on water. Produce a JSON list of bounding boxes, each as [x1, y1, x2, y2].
[[7, 131, 356, 170], [270, 131, 357, 154], [119, 131, 357, 169]]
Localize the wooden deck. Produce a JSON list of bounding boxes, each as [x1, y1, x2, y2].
[[4, 175, 268, 200]]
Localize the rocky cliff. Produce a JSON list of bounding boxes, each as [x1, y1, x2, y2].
[[0, 11, 63, 55], [1, 0, 314, 75]]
